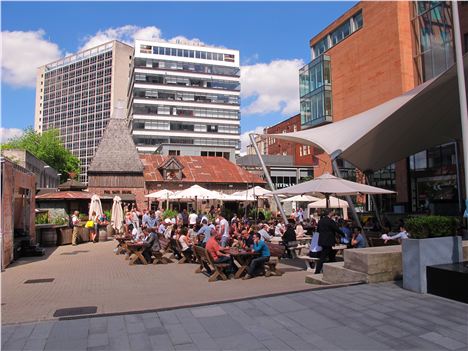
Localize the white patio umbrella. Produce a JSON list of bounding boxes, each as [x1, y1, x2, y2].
[[111, 196, 124, 231], [308, 196, 349, 220], [272, 173, 394, 208], [281, 194, 321, 203], [169, 185, 224, 211], [145, 189, 174, 209], [232, 186, 271, 199], [170, 185, 222, 200], [89, 194, 103, 218], [145, 189, 174, 199]]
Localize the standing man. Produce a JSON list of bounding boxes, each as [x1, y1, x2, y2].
[[315, 210, 345, 274], [71, 210, 80, 246], [218, 212, 230, 247]]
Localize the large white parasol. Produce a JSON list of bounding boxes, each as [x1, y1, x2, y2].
[[89, 194, 103, 218], [111, 196, 124, 231]]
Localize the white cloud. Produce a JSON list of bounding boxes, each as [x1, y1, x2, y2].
[[1, 30, 62, 88], [79, 25, 163, 50], [79, 25, 211, 51], [240, 126, 265, 155], [241, 59, 304, 116], [0, 128, 24, 143]]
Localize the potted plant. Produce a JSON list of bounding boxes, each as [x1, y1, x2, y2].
[[403, 215, 462, 293]]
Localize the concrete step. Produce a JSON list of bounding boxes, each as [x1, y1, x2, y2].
[[305, 273, 331, 285], [322, 262, 367, 284]]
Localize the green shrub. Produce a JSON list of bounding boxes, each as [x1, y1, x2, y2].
[[35, 212, 49, 224], [405, 216, 458, 239], [52, 217, 68, 225], [104, 210, 112, 220], [163, 209, 178, 219]]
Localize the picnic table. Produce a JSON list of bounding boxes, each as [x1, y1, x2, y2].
[[126, 242, 148, 265], [114, 235, 132, 256], [229, 248, 259, 279]]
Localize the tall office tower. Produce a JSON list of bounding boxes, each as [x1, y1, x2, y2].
[[128, 40, 241, 160], [34, 41, 133, 183]]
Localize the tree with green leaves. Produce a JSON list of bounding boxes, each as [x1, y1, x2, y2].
[[2, 128, 80, 182]]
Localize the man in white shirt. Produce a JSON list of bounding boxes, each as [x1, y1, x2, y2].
[[258, 224, 272, 241], [275, 220, 285, 237], [71, 210, 80, 246], [218, 213, 230, 247], [189, 210, 198, 226], [384, 225, 409, 243]]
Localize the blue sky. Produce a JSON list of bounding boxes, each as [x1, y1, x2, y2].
[[1, 1, 356, 147]]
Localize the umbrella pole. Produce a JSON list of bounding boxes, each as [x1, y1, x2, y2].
[[364, 173, 384, 229], [249, 133, 288, 223], [331, 158, 362, 228]]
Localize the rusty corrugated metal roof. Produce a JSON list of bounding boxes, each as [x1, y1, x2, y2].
[[140, 155, 265, 184]]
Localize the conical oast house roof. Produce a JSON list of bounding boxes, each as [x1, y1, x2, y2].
[[88, 117, 144, 174]]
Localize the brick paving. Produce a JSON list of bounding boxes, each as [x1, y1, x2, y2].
[[1, 240, 313, 324], [2, 282, 467, 351], [2, 240, 467, 350]]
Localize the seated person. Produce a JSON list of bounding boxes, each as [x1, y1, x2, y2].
[[206, 233, 237, 275], [197, 219, 212, 245], [383, 225, 409, 244], [307, 231, 322, 271], [241, 229, 254, 249], [351, 227, 367, 248], [178, 227, 193, 261], [295, 222, 305, 238], [258, 224, 272, 241], [128, 224, 140, 241], [142, 229, 161, 263], [243, 233, 270, 280], [282, 223, 297, 258]]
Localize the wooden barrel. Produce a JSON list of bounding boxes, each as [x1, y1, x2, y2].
[[99, 228, 107, 242], [42, 228, 57, 246]]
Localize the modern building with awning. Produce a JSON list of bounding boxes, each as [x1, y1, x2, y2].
[[251, 1, 468, 216], [263, 54, 466, 174], [259, 53, 467, 216]]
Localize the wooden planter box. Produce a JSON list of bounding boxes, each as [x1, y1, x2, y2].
[[402, 236, 463, 293], [58, 228, 73, 245]]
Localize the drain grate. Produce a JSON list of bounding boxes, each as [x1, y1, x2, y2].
[[53, 306, 97, 317], [24, 278, 55, 284]]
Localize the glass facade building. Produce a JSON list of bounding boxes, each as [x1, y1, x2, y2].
[[35, 41, 133, 183], [299, 55, 332, 128], [128, 40, 241, 160]]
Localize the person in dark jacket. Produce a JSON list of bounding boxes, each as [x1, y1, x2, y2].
[[282, 222, 297, 258], [315, 210, 345, 274]]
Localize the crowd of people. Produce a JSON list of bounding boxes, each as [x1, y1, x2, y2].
[[72, 203, 410, 278]]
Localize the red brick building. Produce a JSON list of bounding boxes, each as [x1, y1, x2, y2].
[[141, 155, 265, 197], [300, 1, 468, 214], [1, 157, 36, 268], [265, 114, 316, 167]]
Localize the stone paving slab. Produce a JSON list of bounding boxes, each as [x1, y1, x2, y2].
[[2, 282, 467, 351]]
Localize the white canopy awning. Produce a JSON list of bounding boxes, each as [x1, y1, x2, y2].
[[281, 194, 321, 203], [308, 196, 349, 209], [262, 55, 467, 172]]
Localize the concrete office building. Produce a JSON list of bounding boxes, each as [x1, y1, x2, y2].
[[34, 41, 133, 183], [299, 1, 468, 215], [128, 40, 241, 160]]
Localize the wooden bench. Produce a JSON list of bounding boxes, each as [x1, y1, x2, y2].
[[297, 255, 319, 271], [205, 248, 230, 282], [158, 237, 174, 263], [266, 243, 284, 277], [193, 245, 210, 274]]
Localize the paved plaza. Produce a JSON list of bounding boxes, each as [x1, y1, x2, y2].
[[2, 240, 468, 351], [1, 240, 314, 325], [2, 282, 468, 351]]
